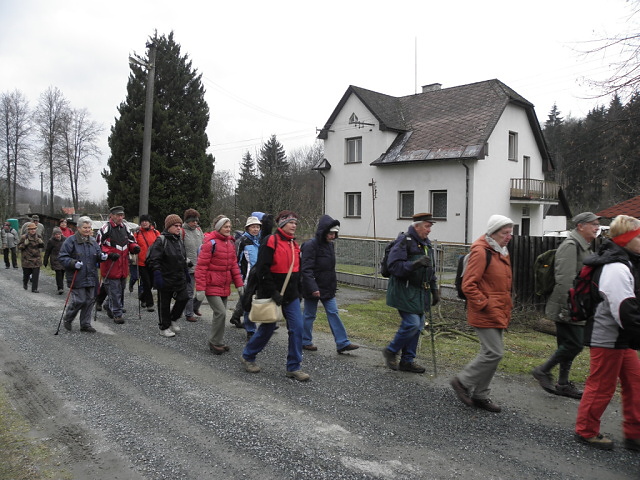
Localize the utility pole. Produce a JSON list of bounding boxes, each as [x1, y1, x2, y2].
[[138, 41, 156, 217], [369, 178, 378, 277]]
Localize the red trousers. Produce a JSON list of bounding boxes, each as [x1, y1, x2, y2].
[[575, 347, 640, 439]]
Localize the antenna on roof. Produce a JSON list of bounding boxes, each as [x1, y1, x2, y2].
[[415, 36, 418, 95]]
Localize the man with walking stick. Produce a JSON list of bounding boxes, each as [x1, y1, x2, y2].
[[58, 216, 107, 332], [382, 213, 439, 374]]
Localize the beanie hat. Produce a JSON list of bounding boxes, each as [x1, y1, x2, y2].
[[212, 215, 231, 232], [139, 214, 152, 224], [276, 210, 298, 228], [164, 214, 183, 231], [183, 208, 200, 223], [486, 215, 514, 235], [245, 216, 262, 229], [52, 227, 62, 235]]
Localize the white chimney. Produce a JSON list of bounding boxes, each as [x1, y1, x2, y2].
[[421, 83, 442, 93]]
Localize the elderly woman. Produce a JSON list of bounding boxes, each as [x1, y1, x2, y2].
[[44, 227, 66, 294], [195, 215, 244, 353], [18, 222, 45, 293], [450, 214, 514, 413], [574, 215, 640, 451]]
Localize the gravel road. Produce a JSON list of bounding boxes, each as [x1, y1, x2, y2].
[[0, 269, 638, 479]]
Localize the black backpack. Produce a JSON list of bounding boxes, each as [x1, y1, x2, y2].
[[567, 264, 604, 323], [380, 235, 409, 278], [455, 249, 492, 300]]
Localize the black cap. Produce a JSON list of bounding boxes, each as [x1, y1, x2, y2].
[[412, 212, 436, 224], [110, 206, 125, 214]]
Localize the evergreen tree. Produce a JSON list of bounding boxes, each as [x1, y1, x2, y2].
[[103, 32, 213, 221], [256, 135, 290, 215], [235, 150, 259, 219]]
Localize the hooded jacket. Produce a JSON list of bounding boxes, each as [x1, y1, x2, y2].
[[146, 231, 189, 291], [58, 232, 103, 288], [194, 230, 243, 297], [301, 214, 340, 300]]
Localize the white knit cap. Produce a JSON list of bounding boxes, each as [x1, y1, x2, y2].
[[486, 214, 514, 235]]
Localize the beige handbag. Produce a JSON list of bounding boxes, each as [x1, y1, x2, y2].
[[249, 241, 295, 323]]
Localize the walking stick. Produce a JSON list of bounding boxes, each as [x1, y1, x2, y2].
[[55, 270, 78, 335], [427, 305, 437, 377], [135, 254, 141, 319]]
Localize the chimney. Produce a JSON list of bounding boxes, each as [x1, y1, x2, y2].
[[421, 83, 442, 93]]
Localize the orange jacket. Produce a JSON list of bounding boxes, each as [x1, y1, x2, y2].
[[135, 227, 160, 266], [462, 235, 512, 329]]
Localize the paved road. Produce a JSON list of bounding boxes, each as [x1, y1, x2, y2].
[[0, 269, 637, 479]]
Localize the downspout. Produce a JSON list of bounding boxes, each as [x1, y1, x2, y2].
[[318, 171, 326, 215], [462, 161, 469, 244]]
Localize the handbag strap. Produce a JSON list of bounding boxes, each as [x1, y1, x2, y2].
[[279, 240, 296, 296]]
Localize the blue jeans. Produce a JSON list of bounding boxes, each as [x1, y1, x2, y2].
[[303, 297, 350, 350], [242, 298, 304, 372], [387, 310, 425, 363], [244, 312, 256, 334]]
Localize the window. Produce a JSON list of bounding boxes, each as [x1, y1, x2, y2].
[[523, 155, 530, 179], [346, 137, 362, 164], [508, 132, 518, 161], [399, 191, 414, 219], [431, 190, 447, 219], [345, 192, 361, 217]]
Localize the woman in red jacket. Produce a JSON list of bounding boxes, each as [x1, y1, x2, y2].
[[134, 214, 160, 312], [195, 215, 244, 354]]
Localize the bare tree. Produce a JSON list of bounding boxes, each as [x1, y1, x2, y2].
[[288, 141, 324, 232], [57, 108, 102, 211], [208, 169, 235, 228], [34, 86, 69, 215], [0, 90, 32, 216]]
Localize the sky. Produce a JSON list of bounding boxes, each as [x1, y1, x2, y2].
[[0, 0, 635, 202]]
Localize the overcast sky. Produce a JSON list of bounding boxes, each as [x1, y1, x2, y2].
[[0, 0, 634, 201]]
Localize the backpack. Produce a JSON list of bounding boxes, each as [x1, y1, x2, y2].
[[534, 241, 580, 296], [380, 235, 409, 278], [567, 265, 604, 323], [455, 249, 492, 300]]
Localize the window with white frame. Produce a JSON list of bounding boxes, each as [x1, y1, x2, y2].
[[345, 192, 361, 217], [346, 137, 362, 164], [431, 190, 447, 219], [399, 191, 414, 219], [508, 131, 518, 161]]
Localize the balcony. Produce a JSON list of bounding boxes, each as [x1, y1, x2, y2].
[[510, 178, 559, 202]]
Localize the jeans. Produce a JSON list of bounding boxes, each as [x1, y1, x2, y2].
[[387, 310, 425, 363], [303, 297, 350, 350], [243, 298, 304, 372]]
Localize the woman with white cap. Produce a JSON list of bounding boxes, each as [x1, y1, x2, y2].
[[450, 214, 514, 413]]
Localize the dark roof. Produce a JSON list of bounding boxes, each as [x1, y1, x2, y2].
[[596, 195, 640, 218], [318, 79, 552, 169]]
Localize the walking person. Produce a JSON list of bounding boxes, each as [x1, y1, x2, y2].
[[574, 214, 640, 451], [240, 211, 309, 381], [21, 214, 44, 237], [450, 215, 514, 413], [146, 214, 190, 338], [532, 212, 601, 398], [194, 215, 244, 353], [301, 215, 359, 354], [96, 206, 140, 324], [43, 227, 66, 294], [182, 208, 204, 322], [58, 218, 73, 238], [17, 222, 44, 293], [2, 221, 19, 268], [382, 213, 439, 374], [58, 216, 106, 332], [134, 214, 160, 313]]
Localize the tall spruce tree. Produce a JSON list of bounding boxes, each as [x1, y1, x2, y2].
[[235, 150, 259, 219], [103, 32, 213, 221], [256, 135, 290, 215]]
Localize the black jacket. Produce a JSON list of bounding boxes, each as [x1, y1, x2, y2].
[[301, 215, 340, 300], [146, 232, 188, 290]]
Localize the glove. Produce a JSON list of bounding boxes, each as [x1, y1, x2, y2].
[[100, 252, 108, 261], [272, 291, 283, 306], [431, 289, 440, 306], [412, 256, 432, 269], [108, 252, 120, 261], [153, 270, 164, 289], [75, 261, 83, 270], [237, 286, 245, 298], [195, 291, 205, 302], [187, 259, 194, 268], [23, 238, 29, 246], [131, 245, 140, 254]]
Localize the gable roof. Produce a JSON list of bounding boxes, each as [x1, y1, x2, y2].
[[596, 195, 640, 218], [318, 79, 552, 169]]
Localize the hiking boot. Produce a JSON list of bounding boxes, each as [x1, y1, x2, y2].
[[63, 321, 72, 331], [147, 307, 155, 312], [337, 344, 360, 354], [185, 315, 197, 322], [286, 370, 310, 382], [158, 328, 176, 338], [450, 377, 473, 407], [624, 438, 640, 451], [80, 325, 96, 333], [574, 433, 613, 450], [58, 289, 63, 295], [113, 317, 125, 324], [531, 366, 556, 394], [472, 398, 502, 413], [95, 303, 102, 311], [170, 321, 181, 333], [303, 344, 318, 351], [382, 348, 398, 370], [209, 343, 226, 355], [399, 361, 426, 373], [555, 382, 583, 399], [194, 310, 202, 317], [241, 357, 261, 373]]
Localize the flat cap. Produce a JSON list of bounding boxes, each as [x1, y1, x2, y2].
[[412, 212, 436, 224], [572, 212, 600, 224], [109, 206, 125, 214]]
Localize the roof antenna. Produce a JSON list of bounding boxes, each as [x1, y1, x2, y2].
[[415, 36, 418, 95]]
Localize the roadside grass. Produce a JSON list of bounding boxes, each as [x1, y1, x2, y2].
[[0, 385, 71, 480]]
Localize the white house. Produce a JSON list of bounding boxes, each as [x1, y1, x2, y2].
[[314, 80, 564, 243]]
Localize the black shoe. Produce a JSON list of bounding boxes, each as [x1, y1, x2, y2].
[[23, 284, 27, 290], [450, 377, 473, 407], [303, 344, 318, 351], [555, 382, 583, 399], [337, 344, 360, 354], [382, 348, 398, 370], [472, 398, 502, 412], [624, 438, 640, 451], [531, 366, 556, 394], [96, 303, 103, 311], [32, 290, 39, 293], [80, 325, 97, 333], [113, 317, 125, 324], [399, 361, 426, 373], [4, 266, 9, 269]]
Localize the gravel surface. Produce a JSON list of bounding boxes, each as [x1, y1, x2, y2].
[[0, 270, 638, 479]]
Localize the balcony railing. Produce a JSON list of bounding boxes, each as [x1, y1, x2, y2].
[[510, 178, 559, 201]]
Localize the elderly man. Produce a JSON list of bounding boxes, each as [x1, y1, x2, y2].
[[382, 212, 439, 374], [532, 212, 601, 399], [96, 206, 140, 324], [21, 214, 44, 237]]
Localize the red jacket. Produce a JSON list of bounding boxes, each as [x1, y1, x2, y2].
[[194, 230, 243, 296], [135, 227, 160, 266], [97, 220, 139, 279]]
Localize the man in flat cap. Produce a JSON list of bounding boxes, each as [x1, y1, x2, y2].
[[382, 212, 439, 374], [96, 206, 140, 324], [21, 214, 44, 237], [532, 211, 601, 399]]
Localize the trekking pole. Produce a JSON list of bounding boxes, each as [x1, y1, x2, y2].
[[55, 270, 78, 335], [427, 306, 437, 377], [135, 254, 141, 319], [94, 259, 116, 322]]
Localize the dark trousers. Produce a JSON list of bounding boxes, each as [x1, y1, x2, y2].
[[138, 265, 154, 307], [22, 267, 40, 291], [64, 286, 96, 327], [157, 287, 189, 330], [55, 269, 64, 291], [4, 247, 17, 268]]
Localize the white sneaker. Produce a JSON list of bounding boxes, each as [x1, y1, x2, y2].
[[159, 328, 176, 337], [170, 321, 181, 333]]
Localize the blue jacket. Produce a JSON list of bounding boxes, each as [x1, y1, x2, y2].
[[237, 231, 261, 279], [301, 215, 340, 300], [58, 232, 103, 288]]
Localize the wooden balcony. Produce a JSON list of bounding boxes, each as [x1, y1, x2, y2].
[[510, 178, 559, 202]]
